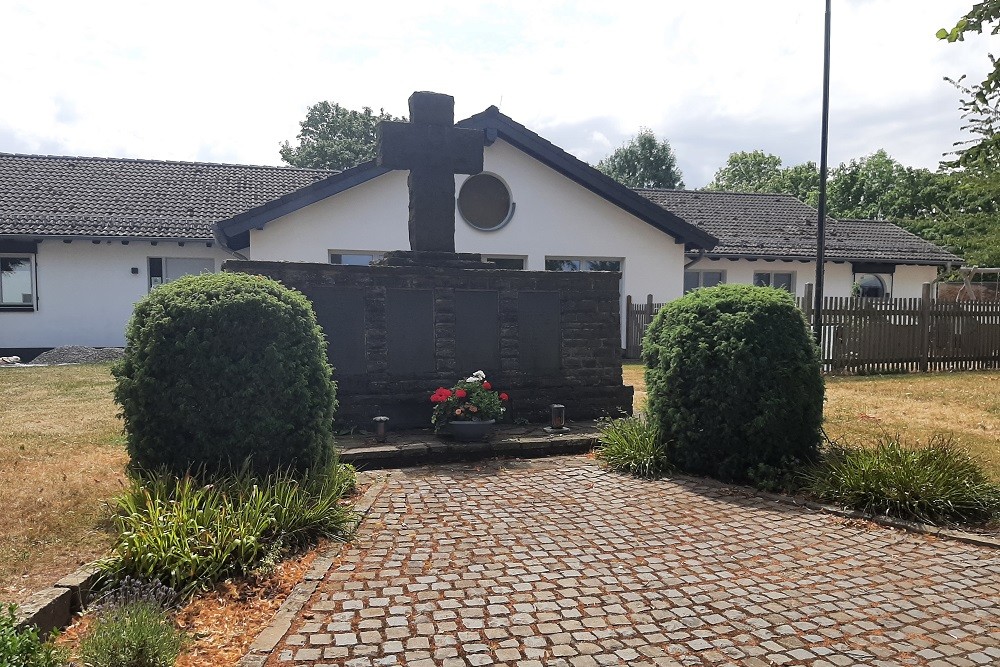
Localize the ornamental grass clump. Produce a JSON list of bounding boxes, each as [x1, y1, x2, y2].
[[807, 434, 1000, 526], [0, 604, 66, 667], [430, 370, 508, 433], [596, 415, 669, 479], [98, 463, 357, 598], [643, 284, 823, 484]]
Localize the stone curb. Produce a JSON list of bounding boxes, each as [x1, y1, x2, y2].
[[15, 564, 101, 635], [674, 472, 1000, 550], [236, 475, 390, 667], [339, 432, 599, 470]]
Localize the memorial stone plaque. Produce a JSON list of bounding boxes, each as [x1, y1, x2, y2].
[[387, 289, 435, 374], [518, 291, 561, 373], [300, 286, 367, 376], [455, 290, 500, 374]]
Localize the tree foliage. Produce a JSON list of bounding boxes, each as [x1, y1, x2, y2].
[[597, 128, 685, 189], [280, 101, 405, 170], [707, 150, 820, 206]]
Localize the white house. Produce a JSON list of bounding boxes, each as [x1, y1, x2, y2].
[[0, 106, 961, 359]]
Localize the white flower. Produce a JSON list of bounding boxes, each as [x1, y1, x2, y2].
[[465, 370, 487, 383]]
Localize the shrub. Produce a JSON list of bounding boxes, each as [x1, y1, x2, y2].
[[112, 272, 337, 476], [78, 600, 184, 667], [807, 434, 1000, 525], [596, 415, 669, 478], [0, 605, 65, 667], [98, 463, 357, 597], [643, 284, 823, 484]]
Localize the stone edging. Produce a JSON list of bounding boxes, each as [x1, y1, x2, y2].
[[679, 473, 1000, 550], [15, 565, 101, 635], [236, 475, 390, 667]]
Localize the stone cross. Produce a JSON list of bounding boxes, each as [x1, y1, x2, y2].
[[377, 91, 484, 253]]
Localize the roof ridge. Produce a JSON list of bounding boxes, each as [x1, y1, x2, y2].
[[0, 151, 337, 174]]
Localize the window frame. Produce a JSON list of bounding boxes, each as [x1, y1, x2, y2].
[[458, 172, 515, 231], [328, 250, 386, 266], [482, 255, 527, 270], [148, 256, 216, 291], [0, 254, 36, 311], [752, 270, 796, 293], [683, 269, 727, 293], [544, 256, 624, 273]]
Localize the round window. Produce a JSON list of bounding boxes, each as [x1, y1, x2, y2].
[[458, 173, 513, 231], [855, 274, 886, 298]]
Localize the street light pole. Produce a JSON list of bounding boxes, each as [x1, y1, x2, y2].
[[814, 0, 832, 344]]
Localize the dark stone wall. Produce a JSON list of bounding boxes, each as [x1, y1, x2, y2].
[[224, 260, 633, 427]]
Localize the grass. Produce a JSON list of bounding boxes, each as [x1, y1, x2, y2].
[[595, 415, 667, 478], [622, 363, 1000, 480], [0, 364, 125, 604]]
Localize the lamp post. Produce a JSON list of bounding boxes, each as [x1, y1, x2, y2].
[[814, 0, 832, 345]]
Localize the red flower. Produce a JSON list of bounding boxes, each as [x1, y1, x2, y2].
[[482, 381, 492, 390], [455, 388, 467, 398], [499, 392, 509, 401], [430, 387, 453, 403]]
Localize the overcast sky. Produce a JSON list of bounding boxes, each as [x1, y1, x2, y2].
[[1, 0, 994, 187]]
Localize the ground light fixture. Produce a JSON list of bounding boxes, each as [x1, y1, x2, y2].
[[372, 416, 389, 442], [544, 403, 569, 433]]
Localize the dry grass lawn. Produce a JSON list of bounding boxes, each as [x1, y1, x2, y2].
[[0, 364, 126, 604], [623, 362, 1000, 479]]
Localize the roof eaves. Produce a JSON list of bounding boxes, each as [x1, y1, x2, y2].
[[693, 250, 961, 266], [216, 161, 390, 248], [458, 109, 718, 249]]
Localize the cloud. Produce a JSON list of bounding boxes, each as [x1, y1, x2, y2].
[[0, 0, 993, 188]]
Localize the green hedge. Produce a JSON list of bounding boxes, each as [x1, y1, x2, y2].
[[113, 272, 337, 475], [643, 284, 823, 483]]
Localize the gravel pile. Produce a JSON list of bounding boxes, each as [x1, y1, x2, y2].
[[30, 346, 126, 365]]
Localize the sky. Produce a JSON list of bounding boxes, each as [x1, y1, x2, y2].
[[0, 0, 995, 188]]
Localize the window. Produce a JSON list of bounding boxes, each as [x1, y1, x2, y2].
[[683, 270, 725, 293], [149, 257, 215, 290], [458, 173, 514, 231], [853, 273, 891, 298], [753, 271, 794, 292], [483, 255, 526, 270], [0, 256, 34, 310], [545, 257, 622, 272], [329, 251, 384, 266]]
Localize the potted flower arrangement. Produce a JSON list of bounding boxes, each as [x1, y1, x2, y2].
[[430, 370, 509, 440]]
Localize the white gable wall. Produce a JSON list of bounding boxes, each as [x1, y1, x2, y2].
[[1, 240, 232, 349], [249, 139, 688, 313]]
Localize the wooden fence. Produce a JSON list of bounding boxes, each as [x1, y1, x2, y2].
[[625, 285, 1000, 373]]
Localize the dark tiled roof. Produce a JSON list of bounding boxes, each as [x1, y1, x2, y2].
[[636, 189, 962, 265], [0, 153, 333, 240]]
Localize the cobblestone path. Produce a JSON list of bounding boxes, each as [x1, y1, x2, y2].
[[271, 456, 1000, 666]]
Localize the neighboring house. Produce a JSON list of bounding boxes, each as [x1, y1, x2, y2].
[[0, 107, 962, 358], [636, 191, 962, 300]]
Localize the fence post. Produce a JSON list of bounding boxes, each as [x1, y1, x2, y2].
[[625, 295, 633, 358], [919, 282, 932, 372], [803, 283, 814, 328], [646, 294, 654, 315]]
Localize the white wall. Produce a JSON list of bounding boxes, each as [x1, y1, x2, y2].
[[1, 239, 233, 349], [682, 257, 938, 300], [250, 138, 690, 331]]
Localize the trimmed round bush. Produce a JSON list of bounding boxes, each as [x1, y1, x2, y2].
[[642, 284, 823, 483], [113, 272, 337, 476]]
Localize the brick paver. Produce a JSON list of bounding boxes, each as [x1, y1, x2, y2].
[[270, 456, 1000, 666]]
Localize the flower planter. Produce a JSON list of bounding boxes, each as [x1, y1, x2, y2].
[[447, 419, 496, 442]]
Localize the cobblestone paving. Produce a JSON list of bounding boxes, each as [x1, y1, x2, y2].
[[271, 456, 1000, 667]]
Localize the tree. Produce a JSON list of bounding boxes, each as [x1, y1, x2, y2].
[[280, 101, 405, 170], [706, 150, 820, 205], [938, 2, 1000, 97], [707, 150, 783, 192], [597, 129, 684, 189]]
